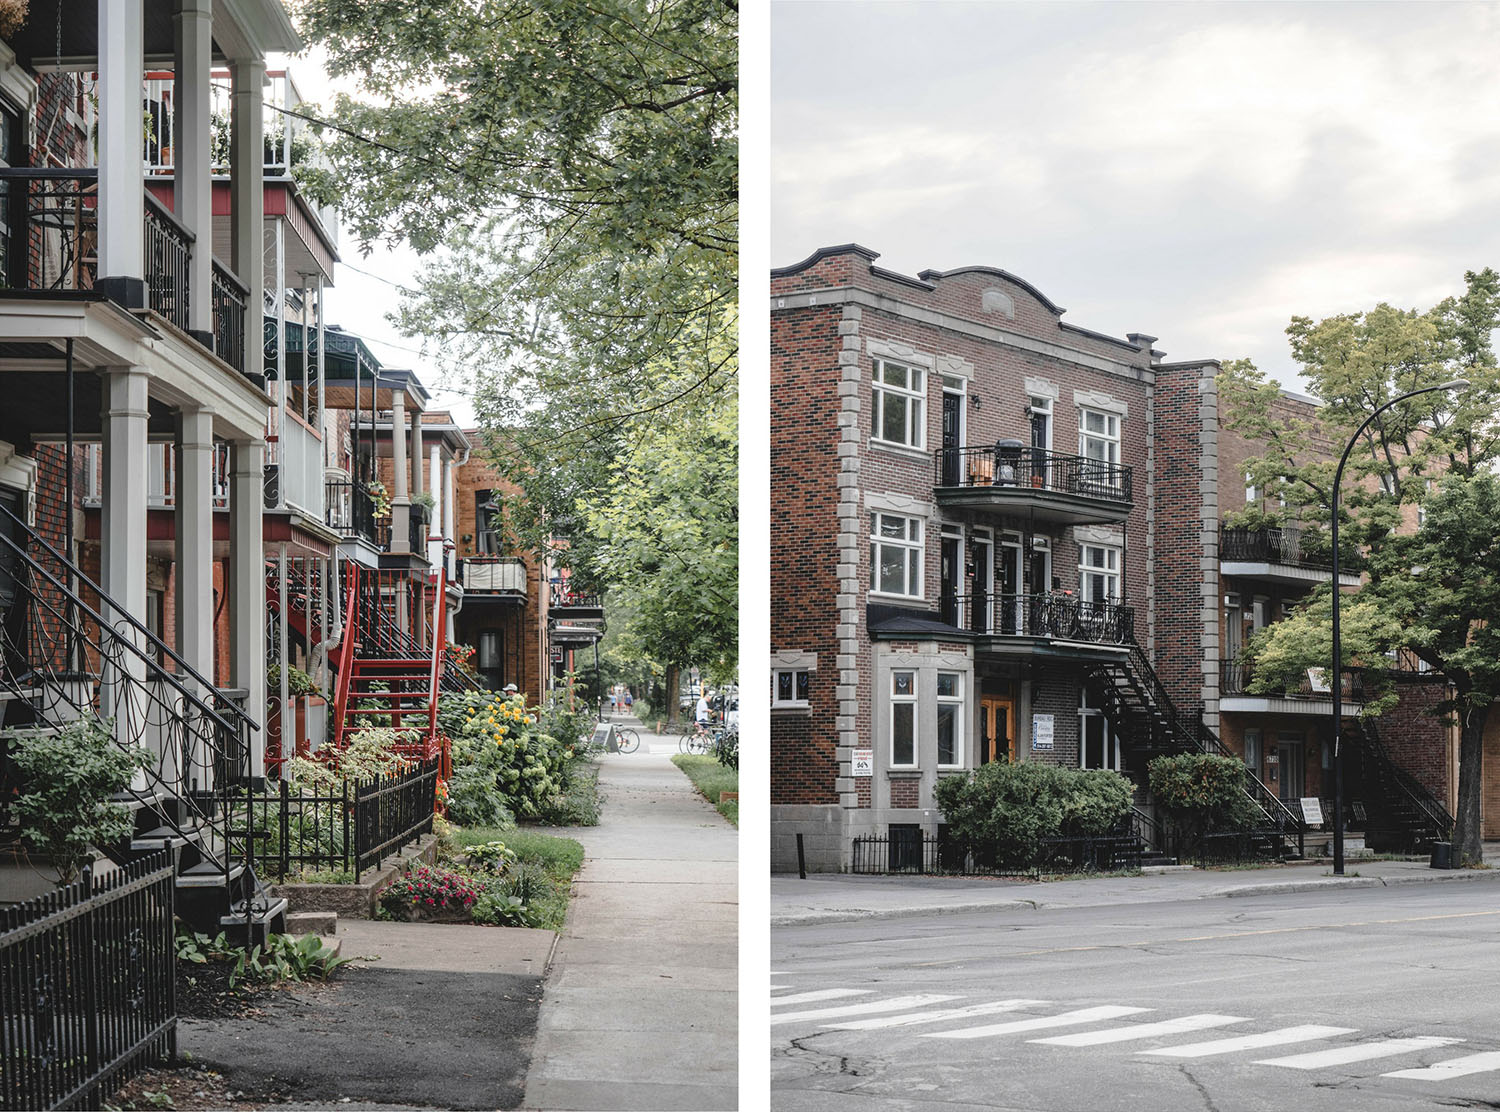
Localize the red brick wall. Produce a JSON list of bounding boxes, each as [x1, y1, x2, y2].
[[770, 304, 844, 806], [1380, 681, 1452, 805]]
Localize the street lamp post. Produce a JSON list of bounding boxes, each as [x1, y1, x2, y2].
[[1330, 379, 1468, 876]]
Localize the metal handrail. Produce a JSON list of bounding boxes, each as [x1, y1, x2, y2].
[[935, 444, 1132, 501], [946, 591, 1133, 643]]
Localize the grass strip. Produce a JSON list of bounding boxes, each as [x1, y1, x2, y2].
[[671, 754, 738, 827]]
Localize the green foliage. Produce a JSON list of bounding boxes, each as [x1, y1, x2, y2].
[[286, 727, 416, 790], [267, 662, 319, 697], [1147, 754, 1261, 836], [670, 753, 738, 826], [6, 719, 144, 884], [175, 928, 350, 988], [934, 761, 1134, 868], [298, 0, 738, 680]]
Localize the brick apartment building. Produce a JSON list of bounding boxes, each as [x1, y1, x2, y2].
[[769, 244, 1456, 872]]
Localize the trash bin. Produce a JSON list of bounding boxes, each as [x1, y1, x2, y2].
[[1430, 841, 1453, 869]]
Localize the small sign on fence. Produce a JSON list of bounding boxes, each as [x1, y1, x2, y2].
[[1300, 797, 1324, 826], [1032, 713, 1054, 751], [852, 748, 873, 776]]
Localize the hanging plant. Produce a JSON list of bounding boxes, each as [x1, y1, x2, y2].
[[364, 479, 391, 520], [0, 1, 29, 41]]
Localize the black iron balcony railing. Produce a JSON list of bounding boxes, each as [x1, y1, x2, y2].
[[409, 503, 430, 555], [1221, 655, 1365, 701], [942, 591, 1134, 644], [211, 258, 247, 372], [324, 478, 376, 544], [550, 584, 603, 610], [936, 444, 1132, 501], [1218, 523, 1365, 573], [142, 191, 190, 332], [0, 167, 248, 370]]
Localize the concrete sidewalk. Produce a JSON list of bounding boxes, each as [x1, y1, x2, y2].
[[773, 855, 1500, 927], [523, 726, 738, 1110]]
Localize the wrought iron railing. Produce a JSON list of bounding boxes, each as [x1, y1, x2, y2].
[[945, 592, 1133, 644], [409, 504, 430, 556], [230, 759, 438, 882], [1220, 655, 1365, 701], [549, 584, 603, 610], [211, 258, 247, 372], [142, 193, 191, 332], [848, 830, 1144, 876], [1356, 717, 1454, 847], [1218, 523, 1364, 573], [0, 504, 259, 917], [341, 562, 477, 693], [324, 478, 376, 544], [936, 445, 1132, 502], [0, 850, 177, 1112]]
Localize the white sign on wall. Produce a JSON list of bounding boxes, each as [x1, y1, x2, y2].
[[1032, 714, 1055, 751], [852, 748, 873, 777]]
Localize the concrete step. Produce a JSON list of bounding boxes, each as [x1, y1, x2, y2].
[[286, 909, 339, 936]]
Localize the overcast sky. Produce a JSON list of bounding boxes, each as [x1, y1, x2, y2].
[[771, 1, 1500, 388]]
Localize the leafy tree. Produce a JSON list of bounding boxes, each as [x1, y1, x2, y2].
[[1219, 268, 1500, 864], [297, 0, 739, 666]]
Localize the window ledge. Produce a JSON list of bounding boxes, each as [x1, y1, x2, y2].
[[887, 768, 922, 779], [771, 704, 812, 717], [868, 439, 930, 462]]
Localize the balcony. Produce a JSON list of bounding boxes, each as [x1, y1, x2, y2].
[[324, 477, 377, 545], [263, 412, 323, 520], [1220, 654, 1364, 713], [459, 557, 527, 595], [0, 168, 248, 372], [1219, 524, 1362, 589], [82, 443, 229, 511], [549, 583, 604, 618], [946, 592, 1134, 657], [934, 444, 1133, 524]]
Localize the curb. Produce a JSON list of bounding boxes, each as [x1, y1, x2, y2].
[[772, 867, 1500, 925]]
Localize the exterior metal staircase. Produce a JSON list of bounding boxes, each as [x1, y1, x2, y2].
[[0, 504, 284, 945], [1086, 638, 1307, 854], [1345, 717, 1453, 852]]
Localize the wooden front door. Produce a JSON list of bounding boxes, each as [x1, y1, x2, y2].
[[979, 696, 1015, 765]]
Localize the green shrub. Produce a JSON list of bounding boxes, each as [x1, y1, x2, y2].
[[6, 718, 145, 883], [438, 689, 592, 820], [176, 928, 349, 987], [1147, 753, 1261, 838], [934, 760, 1134, 868]]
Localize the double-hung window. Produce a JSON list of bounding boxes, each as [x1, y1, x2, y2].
[[1079, 544, 1120, 603], [870, 512, 923, 597], [872, 358, 925, 448], [1079, 408, 1121, 490], [890, 671, 917, 767], [936, 672, 963, 767]]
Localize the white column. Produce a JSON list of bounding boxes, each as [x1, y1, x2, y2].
[[390, 391, 410, 553], [315, 277, 327, 461], [229, 59, 265, 368], [429, 443, 441, 557], [410, 409, 424, 498], [97, 0, 145, 301], [443, 457, 456, 579], [100, 370, 149, 629], [173, 0, 213, 336], [229, 438, 266, 782], [174, 407, 215, 681]]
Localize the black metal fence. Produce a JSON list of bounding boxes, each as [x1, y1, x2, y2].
[[946, 592, 1133, 643], [0, 851, 177, 1112], [231, 759, 439, 881], [936, 445, 1132, 502], [848, 831, 1145, 877], [210, 259, 247, 373]]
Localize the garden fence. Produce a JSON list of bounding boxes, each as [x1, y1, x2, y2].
[[0, 850, 176, 1112], [232, 758, 439, 881], [849, 831, 1146, 877]]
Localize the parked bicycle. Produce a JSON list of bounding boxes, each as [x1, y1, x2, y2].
[[679, 723, 715, 754], [615, 725, 641, 754]]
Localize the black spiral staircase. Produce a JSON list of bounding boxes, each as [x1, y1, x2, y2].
[[0, 504, 284, 945], [1343, 717, 1453, 852]]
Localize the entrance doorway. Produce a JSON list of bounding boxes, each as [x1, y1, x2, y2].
[[1277, 736, 1305, 802], [979, 695, 1014, 765]]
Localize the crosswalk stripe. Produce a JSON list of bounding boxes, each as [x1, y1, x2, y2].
[[1257, 1036, 1463, 1070], [924, 1005, 1151, 1040], [1032, 1013, 1248, 1047], [1141, 1025, 1358, 1058], [823, 999, 1050, 1031], [770, 989, 871, 1007], [771, 994, 963, 1026], [1383, 1051, 1500, 1080]]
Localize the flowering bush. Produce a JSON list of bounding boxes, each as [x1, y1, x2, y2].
[[445, 642, 478, 679], [380, 864, 481, 920], [438, 689, 580, 819]]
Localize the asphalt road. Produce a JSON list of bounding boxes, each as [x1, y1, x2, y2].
[[771, 883, 1500, 1111]]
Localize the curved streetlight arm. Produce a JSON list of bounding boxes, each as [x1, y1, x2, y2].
[[1331, 378, 1467, 876]]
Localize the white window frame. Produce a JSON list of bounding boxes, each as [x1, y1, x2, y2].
[[936, 671, 964, 768], [890, 670, 918, 768], [1244, 727, 1262, 772], [1079, 407, 1122, 488], [1079, 543, 1120, 603], [1245, 471, 1257, 504], [870, 511, 924, 599], [872, 357, 926, 449], [1078, 689, 1121, 770], [771, 668, 810, 709]]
